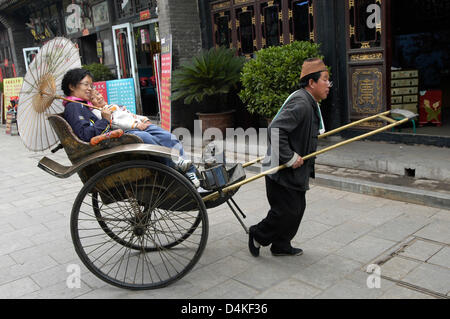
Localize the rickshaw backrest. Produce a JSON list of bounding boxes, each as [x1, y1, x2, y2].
[[48, 113, 143, 164]]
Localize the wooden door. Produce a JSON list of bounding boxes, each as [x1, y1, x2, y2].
[[346, 0, 388, 128]]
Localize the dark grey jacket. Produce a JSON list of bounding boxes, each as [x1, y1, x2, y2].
[[263, 88, 321, 191]]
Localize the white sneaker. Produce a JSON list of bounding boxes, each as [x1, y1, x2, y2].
[[197, 186, 209, 193], [174, 157, 192, 172], [186, 171, 200, 188]]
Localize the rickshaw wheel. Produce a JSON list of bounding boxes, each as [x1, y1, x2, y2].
[[71, 160, 208, 290], [92, 190, 203, 252]]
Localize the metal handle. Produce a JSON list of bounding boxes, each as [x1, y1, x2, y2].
[[203, 110, 414, 202]]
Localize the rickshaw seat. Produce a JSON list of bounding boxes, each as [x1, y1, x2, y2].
[[48, 113, 144, 164]]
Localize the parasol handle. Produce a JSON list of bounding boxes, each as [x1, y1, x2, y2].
[[54, 95, 103, 110], [39, 90, 102, 110]]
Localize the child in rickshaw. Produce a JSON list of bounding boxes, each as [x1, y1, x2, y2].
[[62, 68, 200, 187]]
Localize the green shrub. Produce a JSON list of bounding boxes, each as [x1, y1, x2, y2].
[[0, 81, 3, 93], [171, 46, 246, 113], [82, 63, 115, 81], [239, 41, 325, 119]]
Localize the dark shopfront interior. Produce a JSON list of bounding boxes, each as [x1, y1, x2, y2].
[[390, 0, 450, 137]]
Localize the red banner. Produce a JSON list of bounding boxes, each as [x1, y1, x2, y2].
[[93, 81, 108, 104], [160, 36, 172, 132], [140, 9, 150, 21], [153, 54, 162, 117]]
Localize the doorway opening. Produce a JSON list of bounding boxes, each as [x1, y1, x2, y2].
[[390, 0, 450, 137], [133, 21, 161, 117], [79, 33, 99, 65]]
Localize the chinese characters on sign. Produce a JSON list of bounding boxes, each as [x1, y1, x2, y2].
[[358, 78, 376, 105], [352, 68, 382, 114], [160, 36, 172, 131], [106, 78, 136, 114], [3, 77, 23, 121], [93, 81, 108, 104], [351, 68, 383, 128]]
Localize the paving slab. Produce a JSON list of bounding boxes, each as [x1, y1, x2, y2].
[[313, 221, 374, 246], [233, 259, 300, 291], [292, 254, 363, 290], [379, 256, 422, 281], [0, 277, 41, 299], [398, 239, 444, 262], [402, 263, 450, 296], [313, 279, 386, 299], [255, 278, 322, 299], [378, 285, 437, 299], [335, 235, 397, 264], [368, 214, 431, 242], [192, 278, 259, 299], [427, 247, 450, 269], [414, 220, 450, 244]]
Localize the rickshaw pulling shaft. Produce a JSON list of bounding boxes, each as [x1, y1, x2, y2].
[[202, 109, 416, 203]]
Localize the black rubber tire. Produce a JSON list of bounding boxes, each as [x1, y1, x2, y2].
[[71, 160, 208, 290]]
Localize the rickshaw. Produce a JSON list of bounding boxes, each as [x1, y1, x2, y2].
[[33, 107, 414, 290], [17, 37, 416, 290]]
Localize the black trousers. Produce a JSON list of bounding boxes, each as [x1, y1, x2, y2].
[[251, 176, 306, 251]]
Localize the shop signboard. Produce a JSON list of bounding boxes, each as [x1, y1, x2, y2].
[[96, 40, 103, 59], [3, 77, 23, 121], [160, 35, 172, 131], [153, 53, 162, 120], [93, 81, 108, 103], [106, 78, 136, 114], [140, 9, 151, 21]]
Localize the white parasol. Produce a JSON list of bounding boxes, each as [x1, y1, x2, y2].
[[17, 37, 88, 151]]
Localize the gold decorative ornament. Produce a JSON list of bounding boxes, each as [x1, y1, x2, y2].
[[351, 68, 383, 114], [212, 1, 230, 10], [350, 53, 383, 61], [361, 42, 371, 49]]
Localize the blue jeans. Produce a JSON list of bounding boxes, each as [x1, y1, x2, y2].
[[125, 125, 194, 173]]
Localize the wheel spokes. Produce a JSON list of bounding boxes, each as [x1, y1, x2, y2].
[[73, 163, 207, 289]]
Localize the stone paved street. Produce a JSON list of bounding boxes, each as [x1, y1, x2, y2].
[[0, 128, 449, 299]]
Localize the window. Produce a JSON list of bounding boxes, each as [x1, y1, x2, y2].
[[213, 11, 232, 48], [210, 0, 315, 56], [348, 0, 381, 49], [290, 0, 313, 42], [236, 6, 256, 55], [261, 0, 282, 48]]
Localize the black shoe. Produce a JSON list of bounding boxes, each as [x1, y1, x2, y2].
[[271, 247, 303, 256], [248, 231, 260, 257]]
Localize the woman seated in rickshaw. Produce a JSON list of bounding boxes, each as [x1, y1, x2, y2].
[[61, 68, 200, 187]]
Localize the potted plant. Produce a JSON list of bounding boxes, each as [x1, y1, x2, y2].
[[82, 63, 116, 81], [239, 41, 325, 122], [171, 46, 245, 134]]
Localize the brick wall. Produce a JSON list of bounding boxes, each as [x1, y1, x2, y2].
[[157, 0, 202, 68], [158, 0, 203, 130]]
